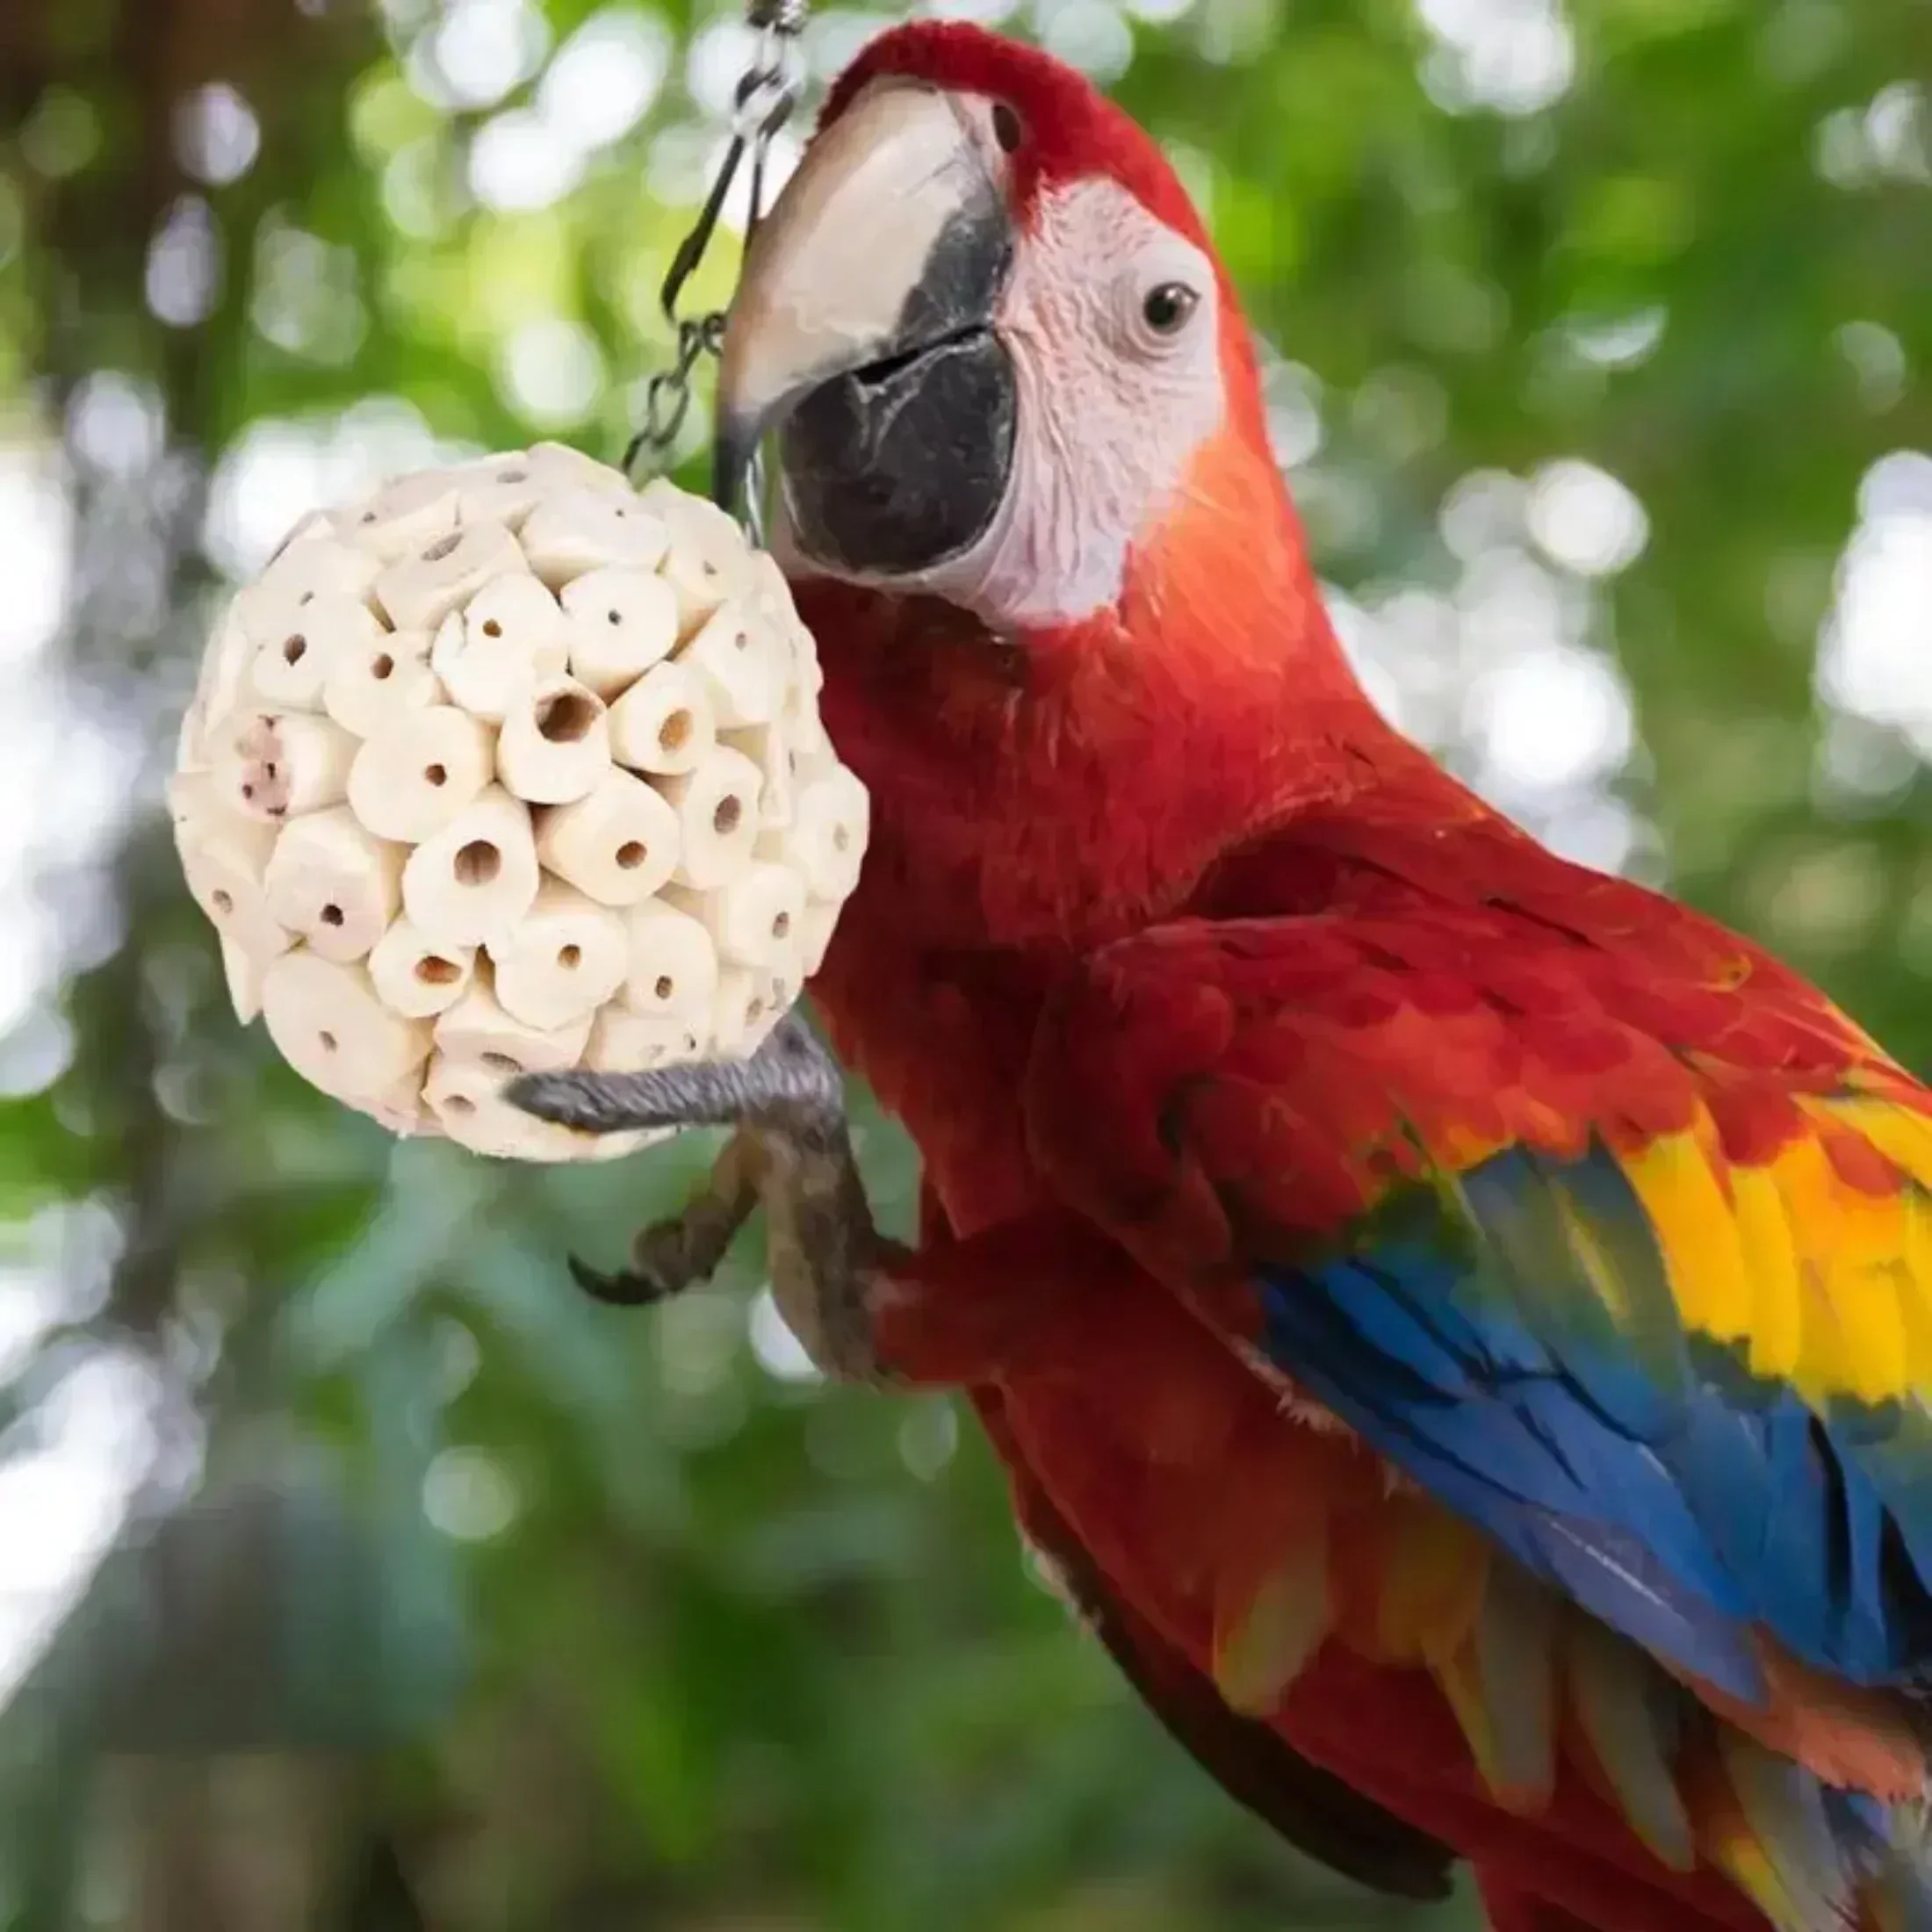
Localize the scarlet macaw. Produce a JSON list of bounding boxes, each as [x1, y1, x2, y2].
[[514, 25, 1932, 1930]]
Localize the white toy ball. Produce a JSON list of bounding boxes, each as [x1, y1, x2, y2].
[[169, 443, 869, 1162]]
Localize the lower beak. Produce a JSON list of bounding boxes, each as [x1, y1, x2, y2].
[[714, 80, 1018, 575]]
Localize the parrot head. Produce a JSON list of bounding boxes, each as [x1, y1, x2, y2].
[[717, 22, 1295, 635], [717, 25, 1391, 948]]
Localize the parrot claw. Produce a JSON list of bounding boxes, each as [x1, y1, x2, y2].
[[504, 1007, 903, 1381], [565, 1253, 672, 1308]]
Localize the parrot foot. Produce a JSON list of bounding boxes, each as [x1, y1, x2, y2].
[[565, 1129, 761, 1308], [505, 1011, 905, 1382]]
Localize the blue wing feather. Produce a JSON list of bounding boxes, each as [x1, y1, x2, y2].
[[1255, 1140, 1932, 1695], [1258, 1252, 1766, 1700]]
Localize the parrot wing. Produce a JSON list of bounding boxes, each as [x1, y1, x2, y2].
[[1027, 838, 1932, 1684], [1023, 889, 1932, 1698], [1016, 861, 1932, 1923]]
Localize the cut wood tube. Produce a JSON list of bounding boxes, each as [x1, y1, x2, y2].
[[620, 900, 719, 1022], [433, 969, 591, 1074], [262, 807, 404, 962], [246, 592, 389, 710], [639, 479, 756, 631], [655, 746, 763, 890], [261, 951, 433, 1106], [177, 694, 212, 777], [532, 766, 680, 905], [792, 638, 825, 704], [681, 599, 784, 728], [665, 863, 802, 972], [367, 1070, 440, 1138], [639, 476, 741, 536], [452, 456, 548, 533], [607, 660, 714, 775], [747, 549, 797, 628], [233, 536, 382, 636], [797, 898, 840, 978], [331, 470, 460, 562], [400, 784, 540, 948], [467, 573, 569, 657], [263, 508, 335, 566], [450, 444, 629, 529], [588, 1005, 703, 1072], [188, 609, 259, 757], [777, 611, 824, 699], [661, 543, 750, 637], [425, 606, 548, 728], [747, 551, 822, 698], [518, 488, 669, 590], [766, 961, 802, 1027], [346, 704, 494, 842], [166, 768, 224, 834], [217, 710, 357, 821], [430, 574, 570, 722], [525, 441, 631, 494], [489, 879, 627, 1030], [177, 804, 292, 960], [372, 521, 528, 631], [786, 766, 869, 900], [323, 625, 441, 738], [746, 552, 815, 664], [710, 965, 784, 1056], [495, 675, 610, 804], [422, 1051, 653, 1160], [423, 1050, 597, 1158], [368, 914, 475, 1020], [785, 684, 833, 760], [220, 935, 266, 1024], [561, 566, 679, 697], [723, 723, 795, 829]]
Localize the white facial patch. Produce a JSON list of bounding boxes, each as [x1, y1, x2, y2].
[[956, 177, 1225, 626], [781, 173, 1227, 631]]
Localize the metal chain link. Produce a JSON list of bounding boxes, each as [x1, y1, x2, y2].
[[624, 0, 807, 542]]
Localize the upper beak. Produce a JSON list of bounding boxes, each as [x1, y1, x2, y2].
[[713, 80, 1013, 515]]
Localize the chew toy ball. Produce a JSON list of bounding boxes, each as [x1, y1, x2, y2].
[[169, 443, 869, 1161]]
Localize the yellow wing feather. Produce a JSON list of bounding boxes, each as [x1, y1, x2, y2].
[[1611, 1091, 1932, 1408], [1618, 1125, 1756, 1345]]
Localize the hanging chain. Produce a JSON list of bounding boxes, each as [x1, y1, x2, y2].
[[624, 0, 806, 539]]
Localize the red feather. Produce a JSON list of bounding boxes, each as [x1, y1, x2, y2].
[[801, 573, 1932, 1928], [783, 26, 1932, 1928]]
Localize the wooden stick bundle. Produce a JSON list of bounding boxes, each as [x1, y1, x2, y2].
[[169, 447, 873, 1161]]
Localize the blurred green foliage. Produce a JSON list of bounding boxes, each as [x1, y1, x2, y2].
[[0, 0, 1927, 1926]]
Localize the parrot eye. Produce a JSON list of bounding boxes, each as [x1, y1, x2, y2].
[[1142, 282, 1199, 336], [991, 101, 1024, 154]]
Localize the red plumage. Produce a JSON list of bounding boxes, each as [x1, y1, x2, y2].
[[744, 25, 1932, 1929]]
